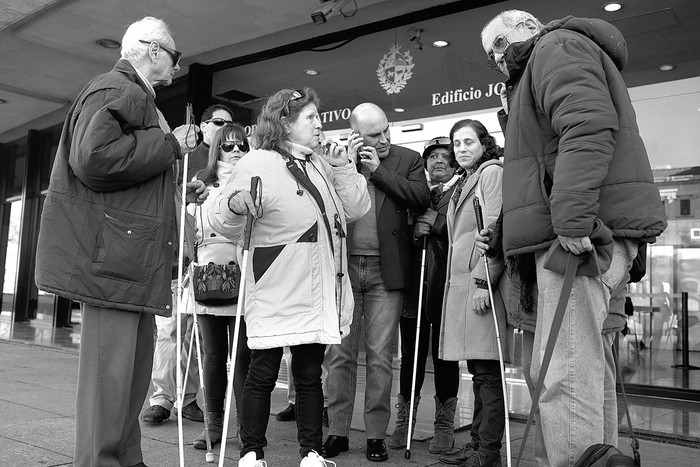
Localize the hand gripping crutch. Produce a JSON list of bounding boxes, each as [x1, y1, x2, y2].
[[218, 176, 260, 467], [474, 197, 511, 467], [175, 151, 190, 467], [405, 236, 428, 459]]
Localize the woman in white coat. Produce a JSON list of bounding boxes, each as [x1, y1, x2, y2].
[[188, 122, 251, 450], [208, 87, 370, 467], [438, 119, 508, 467]]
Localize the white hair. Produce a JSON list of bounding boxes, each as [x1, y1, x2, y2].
[[120, 16, 173, 61], [481, 9, 543, 41]]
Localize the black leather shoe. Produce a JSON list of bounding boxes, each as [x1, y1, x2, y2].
[[321, 435, 349, 458], [366, 439, 389, 462], [276, 403, 296, 421]]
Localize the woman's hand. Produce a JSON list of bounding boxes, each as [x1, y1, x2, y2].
[[227, 190, 259, 217], [472, 288, 491, 315], [417, 208, 438, 227], [185, 180, 208, 204], [474, 228, 493, 256], [319, 138, 350, 167]]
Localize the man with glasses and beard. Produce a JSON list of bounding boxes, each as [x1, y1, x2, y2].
[[35, 16, 207, 467], [479, 9, 666, 466]]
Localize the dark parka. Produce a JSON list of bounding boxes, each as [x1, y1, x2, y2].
[[499, 16, 667, 257], [35, 59, 181, 316]]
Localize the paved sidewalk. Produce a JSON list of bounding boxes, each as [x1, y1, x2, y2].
[[1, 340, 698, 466]]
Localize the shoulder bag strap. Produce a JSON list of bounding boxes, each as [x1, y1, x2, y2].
[[516, 251, 578, 467], [275, 146, 334, 253]]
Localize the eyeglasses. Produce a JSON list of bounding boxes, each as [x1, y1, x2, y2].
[[283, 89, 305, 116], [139, 40, 182, 66], [204, 118, 233, 127], [220, 141, 249, 153], [485, 22, 524, 68], [424, 137, 451, 149]]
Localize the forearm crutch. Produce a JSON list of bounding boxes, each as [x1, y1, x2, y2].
[[218, 176, 260, 467], [175, 151, 190, 467], [474, 197, 511, 467], [405, 236, 428, 459]]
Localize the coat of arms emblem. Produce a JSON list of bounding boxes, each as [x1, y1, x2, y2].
[[376, 44, 415, 95]]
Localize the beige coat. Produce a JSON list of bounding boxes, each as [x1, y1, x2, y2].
[[438, 160, 511, 362]]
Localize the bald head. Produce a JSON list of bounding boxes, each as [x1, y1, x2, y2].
[[350, 103, 391, 159]]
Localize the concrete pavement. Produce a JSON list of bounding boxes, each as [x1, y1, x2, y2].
[[1, 340, 698, 466]]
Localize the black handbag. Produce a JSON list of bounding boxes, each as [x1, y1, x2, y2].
[[191, 205, 240, 306], [192, 261, 240, 305]]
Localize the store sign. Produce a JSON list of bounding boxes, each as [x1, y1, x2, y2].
[[431, 82, 506, 107], [377, 44, 414, 95]]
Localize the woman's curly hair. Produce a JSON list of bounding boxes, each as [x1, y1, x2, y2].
[[253, 87, 320, 151], [448, 119, 502, 171]]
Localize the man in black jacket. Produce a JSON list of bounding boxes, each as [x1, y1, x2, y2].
[[322, 103, 430, 462]]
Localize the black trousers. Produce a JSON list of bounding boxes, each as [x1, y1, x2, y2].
[[467, 359, 505, 459], [197, 314, 250, 414], [398, 314, 460, 402], [240, 343, 326, 459]]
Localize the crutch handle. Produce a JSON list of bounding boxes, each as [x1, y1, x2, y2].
[[243, 176, 260, 250]]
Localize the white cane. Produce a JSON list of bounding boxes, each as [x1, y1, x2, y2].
[[405, 236, 428, 459], [192, 310, 216, 462], [175, 151, 190, 467], [218, 176, 260, 467], [474, 196, 511, 467]]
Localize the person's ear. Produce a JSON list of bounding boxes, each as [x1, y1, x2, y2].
[[524, 18, 539, 35], [282, 117, 292, 134]]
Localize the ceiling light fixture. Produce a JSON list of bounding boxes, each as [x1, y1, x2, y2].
[[658, 64, 674, 71], [394, 108, 405, 113], [96, 38, 121, 49], [603, 3, 622, 12], [304, 69, 319, 76], [432, 40, 449, 48]]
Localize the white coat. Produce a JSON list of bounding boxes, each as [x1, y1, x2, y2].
[[208, 145, 370, 349]]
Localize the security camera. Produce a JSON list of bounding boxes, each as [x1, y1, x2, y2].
[[312, 0, 353, 25], [408, 27, 424, 50]]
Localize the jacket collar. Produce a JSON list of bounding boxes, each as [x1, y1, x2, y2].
[[113, 59, 155, 98]]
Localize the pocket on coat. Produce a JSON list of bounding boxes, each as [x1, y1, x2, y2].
[[91, 212, 159, 284]]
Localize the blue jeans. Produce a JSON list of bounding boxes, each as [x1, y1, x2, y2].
[[326, 255, 404, 439], [531, 238, 636, 466], [240, 343, 326, 459]]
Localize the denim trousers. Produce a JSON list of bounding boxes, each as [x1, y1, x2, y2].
[[149, 282, 199, 410], [240, 343, 326, 459], [467, 359, 505, 459], [197, 315, 250, 414], [531, 238, 636, 466], [326, 255, 404, 439], [398, 314, 460, 402], [75, 305, 154, 467]]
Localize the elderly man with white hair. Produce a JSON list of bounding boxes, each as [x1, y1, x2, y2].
[[35, 16, 206, 467]]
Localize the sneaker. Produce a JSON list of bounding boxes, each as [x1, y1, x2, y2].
[[276, 403, 296, 421], [461, 451, 501, 467], [141, 405, 170, 425], [178, 400, 204, 422], [300, 450, 336, 467], [238, 451, 267, 467]]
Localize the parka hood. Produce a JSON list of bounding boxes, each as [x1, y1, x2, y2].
[[544, 15, 628, 71]]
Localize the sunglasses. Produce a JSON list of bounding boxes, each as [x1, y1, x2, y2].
[[204, 118, 233, 127], [220, 141, 249, 153], [283, 89, 305, 116], [425, 136, 451, 149], [139, 40, 182, 66]]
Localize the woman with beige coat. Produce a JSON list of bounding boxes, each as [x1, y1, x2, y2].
[[438, 119, 509, 467]]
